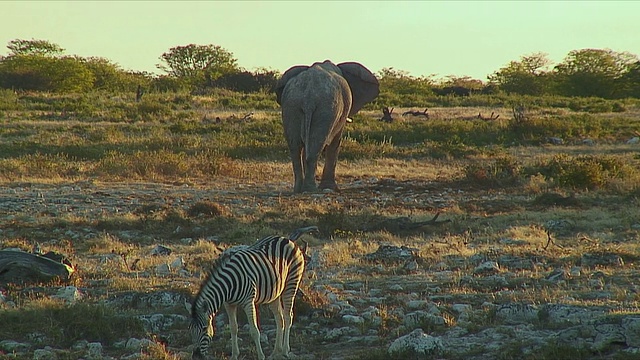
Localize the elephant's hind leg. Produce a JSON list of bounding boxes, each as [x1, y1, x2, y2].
[[302, 144, 321, 193], [319, 133, 342, 191], [288, 147, 304, 193]]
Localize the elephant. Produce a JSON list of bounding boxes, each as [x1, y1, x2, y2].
[[274, 60, 379, 193]]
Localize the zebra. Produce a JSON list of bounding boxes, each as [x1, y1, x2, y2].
[[189, 226, 318, 360]]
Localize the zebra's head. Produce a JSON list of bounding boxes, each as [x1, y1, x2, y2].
[[189, 306, 214, 359]]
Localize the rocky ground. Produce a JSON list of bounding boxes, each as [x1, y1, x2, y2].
[[1, 176, 639, 360]]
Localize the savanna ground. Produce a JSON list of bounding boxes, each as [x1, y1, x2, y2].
[[0, 90, 640, 359]]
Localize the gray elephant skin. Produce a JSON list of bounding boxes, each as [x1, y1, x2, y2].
[[274, 60, 379, 193]]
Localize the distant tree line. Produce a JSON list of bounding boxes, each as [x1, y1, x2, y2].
[[0, 39, 278, 94], [0, 39, 638, 100], [377, 50, 640, 100], [488, 50, 640, 99]]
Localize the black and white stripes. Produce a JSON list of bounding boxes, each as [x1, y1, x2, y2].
[[189, 226, 316, 360]]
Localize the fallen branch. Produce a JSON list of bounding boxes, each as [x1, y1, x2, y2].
[[0, 250, 75, 285], [544, 230, 563, 250]]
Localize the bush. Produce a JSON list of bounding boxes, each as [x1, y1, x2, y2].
[[464, 155, 522, 187], [125, 100, 172, 121], [529, 154, 634, 190], [0, 88, 21, 111], [0, 55, 95, 92]]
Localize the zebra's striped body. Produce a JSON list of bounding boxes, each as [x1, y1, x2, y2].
[[190, 230, 310, 360]]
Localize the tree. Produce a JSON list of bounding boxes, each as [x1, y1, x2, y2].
[[0, 55, 94, 92], [377, 67, 433, 95], [83, 57, 150, 92], [553, 49, 638, 98], [156, 44, 240, 87], [619, 61, 640, 98], [210, 68, 279, 93], [488, 52, 551, 95], [6, 39, 64, 57]]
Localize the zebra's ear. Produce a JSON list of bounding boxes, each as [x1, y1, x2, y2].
[[184, 299, 193, 314]]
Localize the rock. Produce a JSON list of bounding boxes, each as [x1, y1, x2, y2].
[[627, 137, 639, 144], [155, 263, 171, 275], [546, 137, 564, 145], [27, 332, 47, 345], [33, 347, 57, 360], [150, 245, 172, 256], [337, 302, 358, 316], [582, 138, 596, 146], [556, 326, 592, 349], [86, 342, 103, 359], [71, 340, 88, 350], [474, 261, 500, 274], [342, 315, 365, 325], [170, 256, 185, 269], [622, 317, 640, 347], [404, 260, 419, 272], [137, 313, 188, 332], [588, 278, 604, 290], [0, 339, 29, 353], [363, 244, 420, 264], [324, 327, 356, 341], [0, 288, 15, 308], [539, 304, 599, 324], [404, 310, 446, 329], [593, 323, 626, 351], [452, 304, 472, 313], [106, 290, 187, 309], [433, 261, 449, 271], [496, 303, 538, 324], [361, 307, 383, 326], [388, 328, 443, 356], [570, 266, 581, 277], [125, 338, 153, 351], [545, 268, 569, 283], [52, 286, 82, 304], [406, 300, 431, 310]]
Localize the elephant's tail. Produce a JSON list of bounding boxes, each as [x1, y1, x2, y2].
[[302, 107, 314, 160]]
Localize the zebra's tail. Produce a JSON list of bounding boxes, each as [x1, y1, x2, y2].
[[288, 226, 318, 263], [288, 226, 319, 241]]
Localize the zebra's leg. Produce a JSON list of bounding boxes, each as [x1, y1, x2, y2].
[[281, 290, 298, 356], [243, 302, 266, 360], [268, 300, 285, 358], [224, 303, 240, 360]]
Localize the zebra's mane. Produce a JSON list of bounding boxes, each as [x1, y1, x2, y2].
[[205, 245, 249, 277], [192, 245, 249, 316]]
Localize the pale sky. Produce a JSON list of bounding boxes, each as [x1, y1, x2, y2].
[[1, 1, 639, 81]]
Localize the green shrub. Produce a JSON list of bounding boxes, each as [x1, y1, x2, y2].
[[126, 100, 172, 121], [0, 88, 22, 111], [529, 154, 634, 190], [464, 155, 522, 187]]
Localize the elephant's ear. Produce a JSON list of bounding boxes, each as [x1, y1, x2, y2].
[[273, 65, 309, 105], [338, 62, 380, 116]]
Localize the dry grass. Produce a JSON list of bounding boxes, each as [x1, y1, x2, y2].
[[1, 98, 640, 358]]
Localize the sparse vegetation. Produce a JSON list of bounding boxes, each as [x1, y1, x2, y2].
[[1, 90, 640, 359]]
